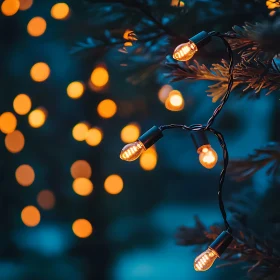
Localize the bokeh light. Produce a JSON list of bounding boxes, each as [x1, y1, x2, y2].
[[0, 112, 17, 134], [37, 190, 55, 210], [73, 178, 93, 196], [28, 108, 46, 128], [90, 66, 109, 88], [140, 147, 158, 171], [158, 85, 172, 103], [72, 123, 89, 141], [67, 81, 84, 99], [171, 0, 185, 7], [104, 174, 123, 195], [120, 123, 140, 143], [165, 90, 184, 111], [51, 3, 70, 20], [19, 0, 33, 10], [72, 219, 93, 238], [86, 127, 103, 146], [5, 130, 25, 153], [70, 160, 92, 179], [21, 206, 40, 227], [97, 99, 117, 119], [30, 62, 50, 82], [1, 0, 20, 16], [27, 17, 47, 37], [13, 94, 32, 115], [15, 164, 35, 187]]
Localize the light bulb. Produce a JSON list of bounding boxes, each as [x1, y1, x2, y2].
[[194, 248, 218, 272], [198, 145, 218, 169], [173, 41, 198, 61], [120, 140, 146, 161]]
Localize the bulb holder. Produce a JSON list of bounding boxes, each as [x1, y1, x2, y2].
[[209, 231, 233, 257], [139, 126, 163, 149], [190, 31, 211, 49], [191, 130, 210, 152]]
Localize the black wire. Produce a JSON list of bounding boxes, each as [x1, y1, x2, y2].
[[159, 124, 232, 233], [158, 32, 235, 233], [206, 33, 235, 129]]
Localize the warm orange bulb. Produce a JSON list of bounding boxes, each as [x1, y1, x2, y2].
[[51, 3, 70, 20], [173, 41, 198, 61], [120, 140, 146, 161], [194, 248, 219, 271], [27, 17, 47, 37], [198, 145, 218, 169]]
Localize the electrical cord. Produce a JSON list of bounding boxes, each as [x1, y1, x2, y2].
[[159, 32, 235, 233]]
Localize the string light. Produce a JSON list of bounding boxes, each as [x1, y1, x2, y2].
[[194, 231, 233, 271], [37, 190, 55, 210], [1, 0, 20, 16], [51, 3, 70, 20], [13, 93, 32, 115], [191, 131, 218, 169], [19, 0, 33, 10], [21, 206, 41, 227], [0, 112, 17, 134], [70, 160, 92, 179], [120, 123, 140, 143], [119, 30, 236, 273], [67, 81, 84, 99], [30, 62, 50, 82], [5, 130, 25, 153], [104, 174, 123, 195], [15, 164, 35, 187], [165, 90, 184, 111], [97, 99, 117, 119], [90, 66, 109, 88], [173, 31, 211, 61], [72, 219, 93, 238], [85, 127, 103, 146], [28, 108, 47, 128], [73, 178, 94, 196], [27, 17, 47, 37], [72, 122, 89, 141], [120, 126, 163, 161]]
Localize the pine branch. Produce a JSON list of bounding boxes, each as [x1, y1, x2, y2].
[[166, 59, 280, 102], [226, 22, 280, 62], [227, 142, 280, 182], [176, 217, 280, 279]]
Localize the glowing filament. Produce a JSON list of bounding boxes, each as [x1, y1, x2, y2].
[[194, 248, 219, 272], [120, 140, 146, 161], [198, 145, 218, 169], [173, 41, 198, 61]]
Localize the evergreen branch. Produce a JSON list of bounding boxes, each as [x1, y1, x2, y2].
[[227, 143, 280, 182], [166, 59, 280, 102], [176, 217, 280, 279], [227, 22, 280, 62]]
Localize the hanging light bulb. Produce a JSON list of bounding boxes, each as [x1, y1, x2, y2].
[[120, 126, 163, 162], [194, 231, 233, 272], [194, 248, 218, 271], [198, 145, 218, 169], [173, 31, 211, 61], [120, 140, 146, 161], [173, 41, 198, 61], [191, 131, 218, 169]]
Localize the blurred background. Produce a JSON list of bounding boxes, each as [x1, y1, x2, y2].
[[0, 0, 279, 279]]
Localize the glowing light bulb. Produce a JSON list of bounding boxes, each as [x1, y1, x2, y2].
[[173, 41, 198, 61], [120, 140, 146, 161], [198, 145, 218, 169], [194, 248, 218, 272]]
